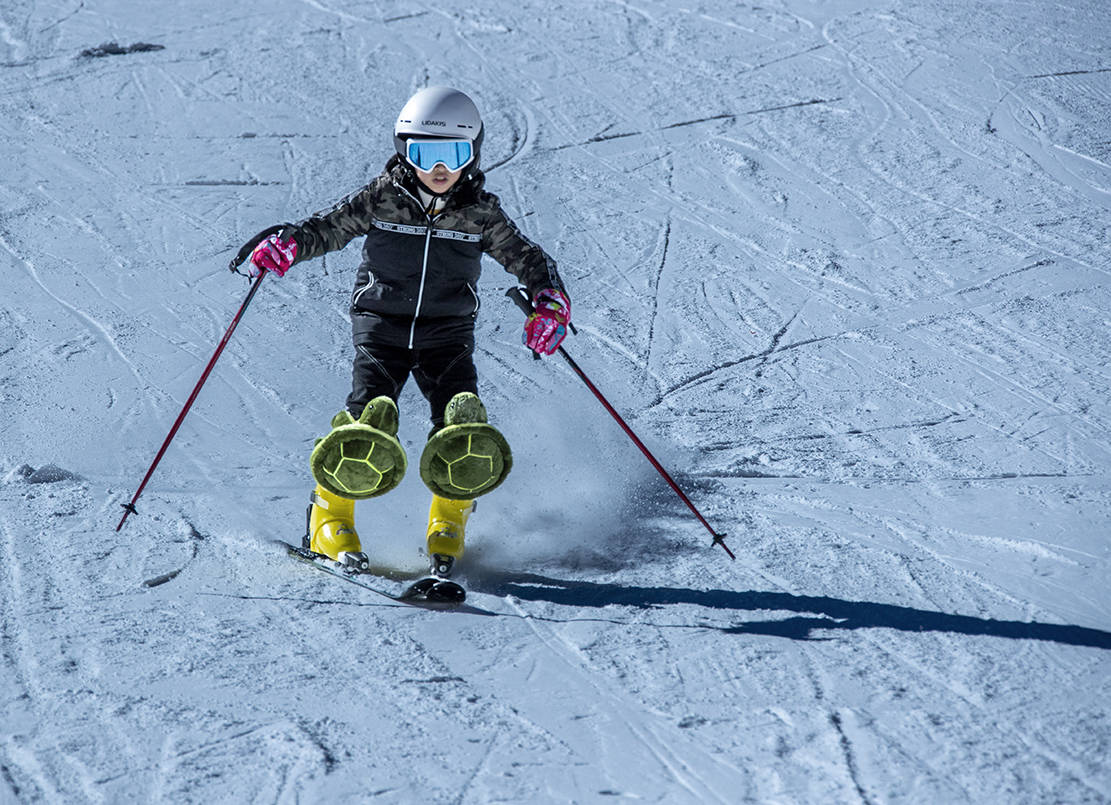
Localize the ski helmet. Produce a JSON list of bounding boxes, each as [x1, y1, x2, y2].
[[394, 87, 484, 175]]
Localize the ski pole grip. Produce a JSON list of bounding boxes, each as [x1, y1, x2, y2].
[[506, 286, 533, 317], [506, 287, 541, 360], [506, 286, 578, 336], [229, 224, 287, 273]]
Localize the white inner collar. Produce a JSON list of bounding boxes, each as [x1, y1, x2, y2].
[[417, 186, 446, 214]]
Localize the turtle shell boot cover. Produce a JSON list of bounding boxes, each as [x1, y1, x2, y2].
[[419, 392, 512, 500], [310, 396, 407, 499]]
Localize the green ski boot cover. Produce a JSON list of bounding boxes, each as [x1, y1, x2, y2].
[[420, 392, 512, 500], [310, 396, 407, 499]]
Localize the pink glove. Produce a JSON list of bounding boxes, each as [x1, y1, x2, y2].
[[248, 234, 297, 277], [523, 289, 571, 355]]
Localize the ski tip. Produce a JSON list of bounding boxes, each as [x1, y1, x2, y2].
[[401, 577, 467, 606]]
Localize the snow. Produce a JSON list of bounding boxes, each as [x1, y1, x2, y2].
[[1, 0, 1109, 801]]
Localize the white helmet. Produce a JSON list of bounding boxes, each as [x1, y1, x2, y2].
[[394, 87, 484, 174]]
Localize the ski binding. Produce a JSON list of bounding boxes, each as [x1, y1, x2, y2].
[[279, 540, 467, 608]]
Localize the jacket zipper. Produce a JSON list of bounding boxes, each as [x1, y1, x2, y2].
[[403, 183, 440, 349], [409, 223, 433, 348]]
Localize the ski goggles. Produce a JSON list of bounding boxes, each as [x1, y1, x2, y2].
[[404, 138, 474, 173]]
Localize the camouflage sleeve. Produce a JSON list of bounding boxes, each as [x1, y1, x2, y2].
[[283, 180, 382, 264], [481, 195, 566, 302]]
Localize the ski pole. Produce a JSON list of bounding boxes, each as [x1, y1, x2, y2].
[[507, 288, 734, 559], [117, 271, 267, 530]]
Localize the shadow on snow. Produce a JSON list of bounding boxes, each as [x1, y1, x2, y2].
[[476, 573, 1111, 649]]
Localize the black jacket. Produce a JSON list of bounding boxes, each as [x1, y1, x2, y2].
[[281, 157, 565, 348]]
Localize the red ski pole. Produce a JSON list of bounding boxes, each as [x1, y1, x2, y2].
[[117, 271, 266, 530], [507, 288, 734, 559]]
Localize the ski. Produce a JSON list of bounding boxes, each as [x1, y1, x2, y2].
[[277, 540, 474, 611]]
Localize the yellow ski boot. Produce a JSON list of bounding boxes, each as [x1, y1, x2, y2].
[[426, 495, 474, 578], [305, 484, 368, 571]]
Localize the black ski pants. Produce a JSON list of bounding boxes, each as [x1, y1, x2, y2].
[[347, 337, 478, 428]]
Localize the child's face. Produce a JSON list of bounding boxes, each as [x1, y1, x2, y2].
[[416, 163, 463, 195]]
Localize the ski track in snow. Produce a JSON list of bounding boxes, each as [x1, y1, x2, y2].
[[1, 0, 1110, 801]]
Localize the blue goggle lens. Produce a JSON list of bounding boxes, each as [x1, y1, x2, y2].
[[405, 139, 473, 172]]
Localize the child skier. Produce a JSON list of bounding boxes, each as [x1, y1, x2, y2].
[[232, 86, 570, 580]]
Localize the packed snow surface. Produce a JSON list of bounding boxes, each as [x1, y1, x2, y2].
[[2, 0, 1109, 801]]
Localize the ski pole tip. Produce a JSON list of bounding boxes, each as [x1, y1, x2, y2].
[[712, 532, 735, 560], [116, 502, 138, 531]]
